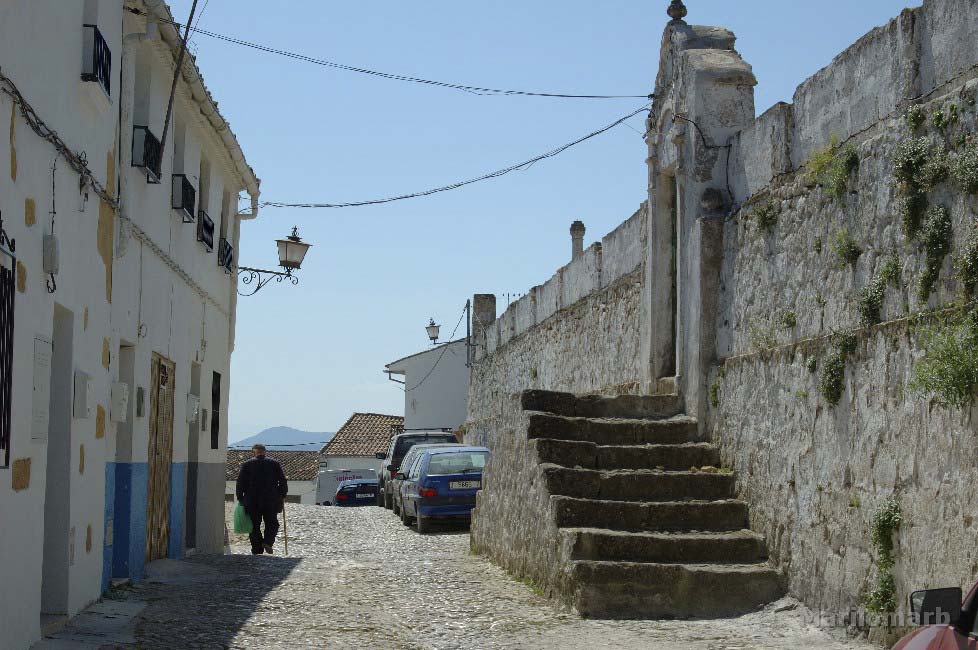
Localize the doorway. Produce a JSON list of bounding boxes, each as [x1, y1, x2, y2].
[[145, 354, 175, 562], [650, 172, 680, 389], [41, 305, 73, 615]]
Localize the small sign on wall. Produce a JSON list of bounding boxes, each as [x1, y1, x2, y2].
[[32, 337, 52, 440]]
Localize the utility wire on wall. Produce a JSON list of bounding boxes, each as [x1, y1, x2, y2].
[[262, 104, 650, 209], [404, 307, 467, 393], [125, 8, 648, 100]]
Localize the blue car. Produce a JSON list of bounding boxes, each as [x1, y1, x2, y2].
[[334, 479, 379, 507], [397, 446, 489, 533]]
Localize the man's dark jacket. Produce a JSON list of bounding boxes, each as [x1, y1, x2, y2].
[[236, 456, 288, 514]]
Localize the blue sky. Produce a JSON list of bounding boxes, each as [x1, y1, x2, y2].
[[161, 0, 915, 441]]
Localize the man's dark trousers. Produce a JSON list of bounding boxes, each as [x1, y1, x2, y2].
[[248, 510, 279, 554]]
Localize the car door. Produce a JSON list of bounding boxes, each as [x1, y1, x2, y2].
[[404, 454, 425, 517]]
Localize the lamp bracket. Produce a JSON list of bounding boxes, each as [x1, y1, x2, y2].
[[236, 265, 298, 296]]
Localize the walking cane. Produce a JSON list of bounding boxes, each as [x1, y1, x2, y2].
[[282, 503, 289, 555]]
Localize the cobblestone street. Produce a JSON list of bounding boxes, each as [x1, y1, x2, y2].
[[68, 504, 875, 650]]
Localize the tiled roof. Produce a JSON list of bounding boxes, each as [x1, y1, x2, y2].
[[322, 413, 404, 457], [225, 450, 321, 482]]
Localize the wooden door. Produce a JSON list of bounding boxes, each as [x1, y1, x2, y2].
[[146, 354, 175, 562]]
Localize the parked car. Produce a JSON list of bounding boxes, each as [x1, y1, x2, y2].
[[893, 582, 978, 649], [333, 479, 380, 507], [398, 446, 489, 533], [317, 468, 374, 506], [375, 431, 458, 509], [390, 443, 464, 515]]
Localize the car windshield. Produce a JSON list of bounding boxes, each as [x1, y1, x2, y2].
[[426, 452, 488, 476]]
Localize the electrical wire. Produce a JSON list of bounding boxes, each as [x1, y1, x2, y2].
[[405, 308, 467, 393], [262, 104, 650, 209], [126, 7, 648, 100]]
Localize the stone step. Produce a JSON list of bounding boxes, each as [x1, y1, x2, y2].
[[527, 413, 697, 445], [561, 528, 768, 564], [551, 496, 749, 532], [568, 561, 783, 619], [533, 439, 720, 471], [521, 389, 682, 419], [542, 466, 736, 502]]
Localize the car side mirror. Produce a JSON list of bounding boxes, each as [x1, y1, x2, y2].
[[386, 464, 395, 472], [910, 588, 962, 626], [395, 473, 407, 480], [375, 452, 386, 460]]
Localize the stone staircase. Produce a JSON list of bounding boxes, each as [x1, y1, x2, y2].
[[518, 389, 782, 619]]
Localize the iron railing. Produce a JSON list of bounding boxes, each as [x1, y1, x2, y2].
[[197, 209, 215, 251], [171, 174, 196, 223], [218, 238, 234, 274], [81, 24, 111, 97], [132, 125, 162, 183]]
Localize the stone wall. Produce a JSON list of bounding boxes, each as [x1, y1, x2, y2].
[[713, 0, 978, 620], [467, 206, 647, 439]]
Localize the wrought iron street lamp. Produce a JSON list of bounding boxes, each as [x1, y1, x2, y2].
[[426, 318, 440, 344], [237, 226, 313, 296]]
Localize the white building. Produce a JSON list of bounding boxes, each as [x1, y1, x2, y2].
[[0, 2, 259, 647], [320, 413, 404, 474], [385, 340, 469, 431], [224, 450, 320, 505]]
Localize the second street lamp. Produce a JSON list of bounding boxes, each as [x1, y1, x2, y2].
[[426, 318, 440, 344], [237, 226, 313, 296]]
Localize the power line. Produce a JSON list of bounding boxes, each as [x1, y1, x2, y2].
[[262, 104, 650, 209], [127, 7, 648, 100]]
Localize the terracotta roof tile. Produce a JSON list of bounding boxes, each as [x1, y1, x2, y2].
[[322, 413, 404, 457], [225, 449, 321, 482]]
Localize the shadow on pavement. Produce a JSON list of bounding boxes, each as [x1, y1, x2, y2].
[[133, 554, 301, 648]]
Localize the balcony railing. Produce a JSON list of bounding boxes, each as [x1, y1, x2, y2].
[[197, 210, 215, 251], [132, 126, 162, 183], [81, 24, 111, 97], [218, 238, 234, 274], [171, 174, 196, 223]]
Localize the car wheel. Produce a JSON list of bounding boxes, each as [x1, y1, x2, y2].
[[416, 514, 429, 534], [376, 491, 384, 507]]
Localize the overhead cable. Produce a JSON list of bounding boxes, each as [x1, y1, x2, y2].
[[262, 104, 650, 209], [126, 7, 648, 100], [405, 308, 467, 393]]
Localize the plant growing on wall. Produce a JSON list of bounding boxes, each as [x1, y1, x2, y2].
[[805, 138, 859, 198], [748, 318, 778, 351], [892, 136, 941, 238], [818, 330, 858, 406], [777, 310, 797, 330], [917, 205, 953, 302], [951, 145, 978, 193], [857, 255, 902, 327], [753, 199, 779, 233], [831, 227, 862, 269], [909, 310, 978, 408], [954, 221, 978, 297], [865, 498, 903, 614], [904, 105, 925, 132], [709, 365, 726, 409], [932, 104, 959, 133]]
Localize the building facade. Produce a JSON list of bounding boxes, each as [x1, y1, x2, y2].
[[224, 450, 320, 505], [0, 2, 259, 648], [385, 339, 469, 431], [321, 412, 404, 474]]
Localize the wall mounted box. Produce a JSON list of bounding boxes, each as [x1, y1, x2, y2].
[[42, 234, 60, 275], [110, 382, 129, 423], [73, 370, 92, 419], [135, 386, 145, 418]]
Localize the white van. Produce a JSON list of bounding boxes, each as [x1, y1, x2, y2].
[[317, 469, 374, 505]]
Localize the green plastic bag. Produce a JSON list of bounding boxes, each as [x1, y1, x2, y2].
[[233, 502, 253, 535]]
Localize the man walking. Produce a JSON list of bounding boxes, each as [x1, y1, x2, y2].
[[235, 444, 288, 555]]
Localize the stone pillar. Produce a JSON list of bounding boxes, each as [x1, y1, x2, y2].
[[471, 294, 496, 362], [570, 221, 586, 261]]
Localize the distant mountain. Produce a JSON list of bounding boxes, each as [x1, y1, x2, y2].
[[231, 426, 334, 451]]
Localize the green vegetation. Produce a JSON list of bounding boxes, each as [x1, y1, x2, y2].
[[818, 354, 846, 405], [777, 310, 797, 330], [904, 105, 925, 132], [917, 206, 953, 302], [831, 227, 862, 269], [892, 137, 932, 187], [835, 330, 858, 357], [815, 292, 827, 309], [932, 104, 959, 132], [709, 366, 726, 409], [806, 356, 818, 373], [918, 149, 950, 192], [951, 145, 978, 193], [794, 390, 809, 399], [899, 192, 929, 239], [954, 223, 978, 298], [805, 138, 859, 198], [909, 310, 978, 408], [748, 318, 778, 351], [880, 254, 902, 287], [865, 498, 903, 614], [849, 494, 861, 509], [753, 200, 779, 233], [857, 277, 886, 327]]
